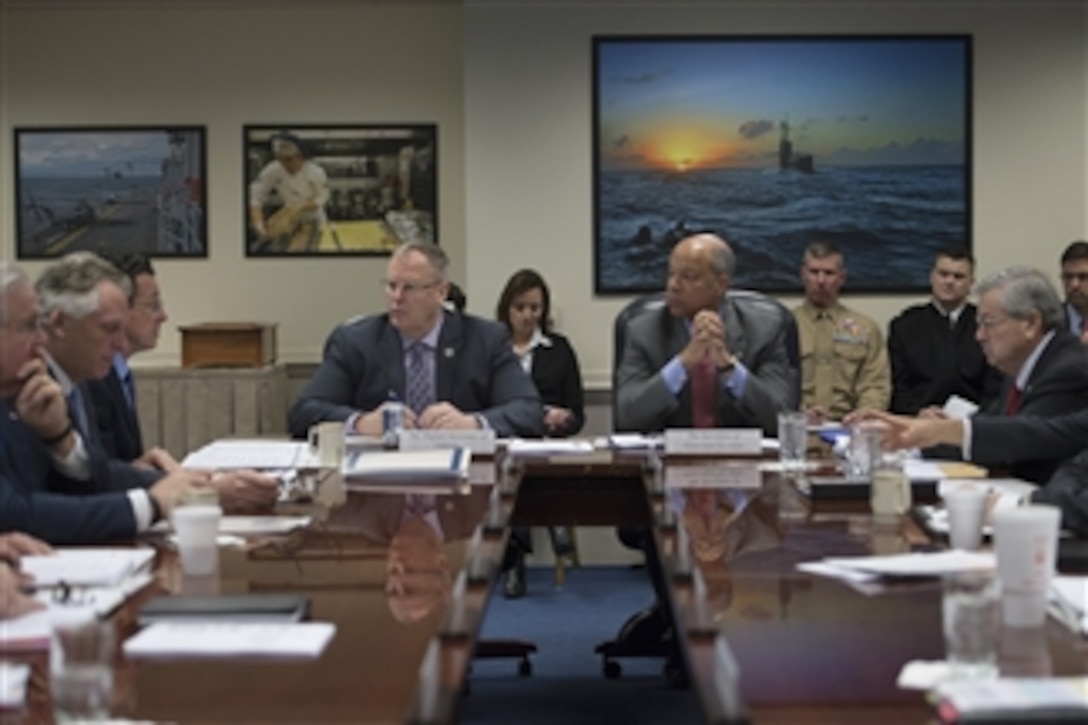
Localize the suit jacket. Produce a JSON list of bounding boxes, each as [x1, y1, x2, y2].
[[0, 401, 138, 544], [288, 310, 544, 438], [85, 367, 144, 462], [967, 332, 1088, 483], [528, 331, 584, 436], [888, 302, 1003, 414], [615, 298, 796, 435], [1033, 451, 1088, 537], [971, 409, 1088, 467]]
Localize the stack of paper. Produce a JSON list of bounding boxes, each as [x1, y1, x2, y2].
[[798, 550, 995, 589], [123, 622, 335, 658], [182, 440, 321, 470], [932, 677, 1088, 722], [1049, 576, 1088, 635], [341, 447, 470, 481], [21, 548, 155, 587], [505, 439, 596, 457]]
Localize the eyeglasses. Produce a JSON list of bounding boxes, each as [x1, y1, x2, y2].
[[382, 279, 442, 296], [976, 314, 1012, 330]]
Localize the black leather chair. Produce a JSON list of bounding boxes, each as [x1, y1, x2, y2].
[[596, 288, 800, 683]]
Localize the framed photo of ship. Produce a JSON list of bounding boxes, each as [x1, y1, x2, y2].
[[242, 124, 438, 257], [593, 35, 972, 294], [14, 126, 208, 259]]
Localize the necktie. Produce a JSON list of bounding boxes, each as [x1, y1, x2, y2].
[[690, 356, 718, 429], [68, 387, 90, 438], [405, 343, 434, 415], [1004, 385, 1022, 416]]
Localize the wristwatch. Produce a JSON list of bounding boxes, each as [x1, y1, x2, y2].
[[718, 354, 737, 374]]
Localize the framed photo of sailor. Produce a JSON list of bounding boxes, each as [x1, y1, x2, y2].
[[592, 35, 972, 294], [242, 124, 438, 257], [14, 126, 208, 259]]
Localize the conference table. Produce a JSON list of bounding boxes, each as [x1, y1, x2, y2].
[[5, 449, 1087, 723]]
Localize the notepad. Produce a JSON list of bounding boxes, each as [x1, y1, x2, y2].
[[123, 622, 335, 658], [341, 447, 471, 480], [21, 548, 155, 588]]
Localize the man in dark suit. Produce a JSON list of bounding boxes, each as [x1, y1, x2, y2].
[[888, 248, 1002, 414], [871, 266, 1088, 484], [289, 242, 543, 438], [1059, 239, 1088, 341], [67, 253, 278, 510], [1, 260, 203, 544], [615, 233, 795, 435], [84, 254, 173, 468]]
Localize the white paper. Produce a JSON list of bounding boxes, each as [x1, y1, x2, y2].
[[21, 548, 155, 588], [182, 440, 320, 470], [902, 459, 945, 481], [942, 394, 980, 420], [821, 550, 995, 577], [0, 661, 30, 707], [506, 439, 596, 456], [123, 622, 336, 658], [897, 660, 956, 690], [932, 677, 1088, 716]]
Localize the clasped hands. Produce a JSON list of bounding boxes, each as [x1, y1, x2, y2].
[[679, 310, 733, 372], [355, 402, 480, 436]]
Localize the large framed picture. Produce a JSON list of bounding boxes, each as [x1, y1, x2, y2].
[[593, 35, 972, 294], [14, 126, 208, 259], [243, 124, 438, 256]]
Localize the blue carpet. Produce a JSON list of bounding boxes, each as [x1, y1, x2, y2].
[[459, 566, 703, 724]]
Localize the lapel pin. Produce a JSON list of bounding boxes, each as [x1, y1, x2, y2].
[[444, 347, 455, 358]]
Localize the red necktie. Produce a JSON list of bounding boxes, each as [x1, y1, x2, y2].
[[690, 357, 718, 428], [1004, 385, 1022, 416]]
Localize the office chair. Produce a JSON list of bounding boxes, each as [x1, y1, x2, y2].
[[595, 289, 800, 684]]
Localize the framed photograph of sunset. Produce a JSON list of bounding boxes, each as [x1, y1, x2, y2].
[[592, 35, 972, 294]]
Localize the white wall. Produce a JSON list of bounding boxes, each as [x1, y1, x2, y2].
[[464, 0, 1088, 387], [0, 0, 465, 365]]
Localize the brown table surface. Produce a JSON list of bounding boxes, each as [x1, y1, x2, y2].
[[5, 452, 1086, 724], [653, 465, 1088, 724]]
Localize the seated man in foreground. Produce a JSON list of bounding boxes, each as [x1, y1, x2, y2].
[[0, 261, 205, 543], [615, 233, 795, 435], [289, 242, 543, 438]]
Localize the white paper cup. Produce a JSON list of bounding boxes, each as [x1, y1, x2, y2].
[[777, 411, 807, 471], [173, 505, 222, 576], [941, 484, 989, 550], [992, 505, 1060, 627]]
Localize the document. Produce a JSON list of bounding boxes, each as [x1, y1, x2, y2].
[[21, 548, 155, 588], [1049, 576, 1088, 635], [605, 433, 664, 450], [818, 550, 995, 577], [942, 394, 980, 420], [341, 447, 471, 480], [0, 662, 30, 707], [123, 622, 336, 658], [932, 677, 1088, 722], [182, 440, 321, 470], [0, 610, 51, 652]]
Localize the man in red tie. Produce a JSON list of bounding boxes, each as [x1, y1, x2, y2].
[[615, 233, 796, 435]]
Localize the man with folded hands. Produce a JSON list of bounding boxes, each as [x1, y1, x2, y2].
[[615, 232, 795, 435]]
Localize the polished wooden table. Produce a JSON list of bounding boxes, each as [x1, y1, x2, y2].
[[5, 452, 1086, 724]]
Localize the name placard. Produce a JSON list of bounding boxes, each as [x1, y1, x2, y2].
[[398, 429, 497, 455], [664, 462, 762, 489], [664, 428, 762, 456]]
